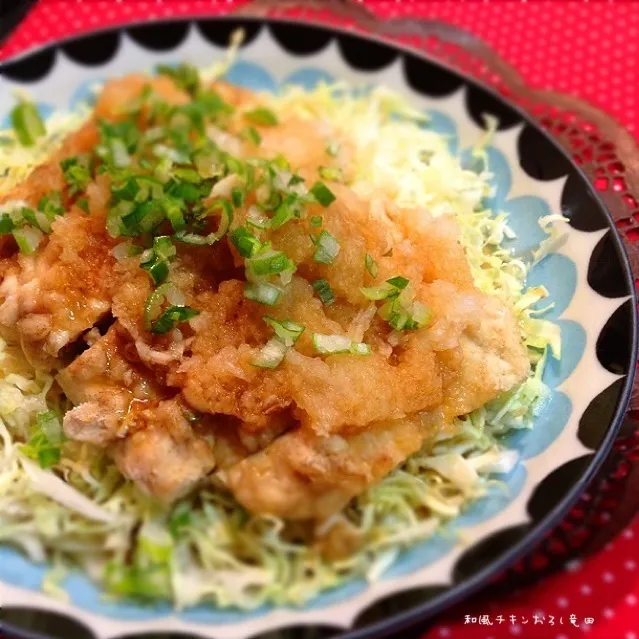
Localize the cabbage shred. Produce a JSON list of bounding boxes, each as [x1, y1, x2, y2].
[[0, 79, 557, 609]]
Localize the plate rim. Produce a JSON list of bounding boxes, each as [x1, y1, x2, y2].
[[2, 15, 638, 639]]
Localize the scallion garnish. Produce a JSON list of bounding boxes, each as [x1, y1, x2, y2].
[[245, 126, 262, 145], [326, 141, 340, 157], [230, 227, 263, 258], [360, 276, 408, 301], [244, 107, 279, 127], [386, 276, 409, 290], [0, 215, 14, 235], [312, 333, 371, 356], [61, 156, 91, 195], [244, 282, 281, 306], [141, 236, 176, 285], [313, 230, 340, 265], [231, 187, 245, 208], [151, 305, 199, 334], [271, 198, 297, 229], [12, 226, 43, 254], [318, 166, 344, 182], [310, 216, 323, 228], [248, 249, 295, 278], [11, 100, 46, 147], [76, 198, 89, 214], [37, 192, 64, 217], [162, 197, 186, 231], [312, 279, 335, 305], [310, 181, 336, 207], [365, 254, 378, 278], [156, 62, 201, 97], [246, 206, 271, 230], [251, 338, 288, 369], [20, 411, 64, 468], [263, 316, 305, 347]]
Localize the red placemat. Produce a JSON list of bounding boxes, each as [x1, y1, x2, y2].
[[2, 3, 639, 639]]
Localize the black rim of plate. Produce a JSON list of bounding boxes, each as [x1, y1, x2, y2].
[[1, 17, 637, 639]]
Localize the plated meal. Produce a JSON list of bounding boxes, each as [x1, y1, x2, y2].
[[0, 46, 558, 609], [0, 20, 634, 639]]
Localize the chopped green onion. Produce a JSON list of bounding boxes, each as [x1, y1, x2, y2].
[[12, 226, 43, 254], [350, 342, 372, 356], [251, 337, 288, 369], [142, 256, 169, 285], [386, 276, 409, 290], [169, 503, 192, 538], [245, 126, 262, 145], [263, 316, 305, 347], [360, 276, 409, 301], [365, 254, 378, 278], [248, 249, 295, 277], [310, 181, 336, 207], [246, 206, 271, 230], [244, 107, 278, 127], [206, 200, 233, 240], [313, 230, 340, 264], [0, 214, 15, 235], [156, 62, 201, 97], [76, 198, 89, 214], [162, 197, 186, 231], [11, 100, 46, 147], [326, 141, 340, 157], [319, 166, 344, 182], [144, 282, 181, 329], [38, 192, 64, 217], [360, 284, 394, 301], [174, 231, 212, 246], [231, 187, 245, 208], [111, 241, 142, 261], [153, 236, 176, 260], [312, 333, 370, 356], [244, 282, 281, 306], [229, 227, 262, 258], [310, 216, 323, 228], [150, 306, 199, 334], [312, 279, 335, 305], [378, 297, 431, 332], [174, 168, 201, 184], [61, 156, 91, 195], [409, 301, 431, 328], [21, 411, 64, 468], [141, 237, 176, 285], [271, 198, 297, 229]]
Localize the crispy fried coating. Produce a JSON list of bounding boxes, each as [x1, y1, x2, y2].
[[0, 73, 530, 516]]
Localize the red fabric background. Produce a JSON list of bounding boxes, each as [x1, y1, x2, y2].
[[1, 2, 639, 639]]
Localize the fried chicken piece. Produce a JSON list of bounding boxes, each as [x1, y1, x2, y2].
[[58, 325, 215, 501], [283, 333, 442, 435], [224, 283, 528, 520], [226, 412, 445, 520], [57, 324, 161, 445], [111, 398, 215, 502], [0, 178, 117, 365]]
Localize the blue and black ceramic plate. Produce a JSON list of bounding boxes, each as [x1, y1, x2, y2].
[[1, 17, 637, 639]]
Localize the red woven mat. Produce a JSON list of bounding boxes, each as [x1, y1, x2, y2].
[[2, 2, 639, 639]]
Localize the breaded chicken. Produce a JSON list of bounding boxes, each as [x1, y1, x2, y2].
[[58, 325, 215, 500], [226, 412, 447, 520], [0, 72, 530, 519], [111, 398, 215, 503]]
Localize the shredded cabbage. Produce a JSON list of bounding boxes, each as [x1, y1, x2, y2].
[[0, 76, 561, 609]]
